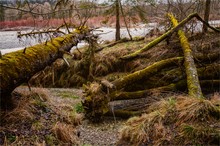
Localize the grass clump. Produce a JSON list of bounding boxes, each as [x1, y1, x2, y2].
[[52, 122, 79, 145], [0, 87, 82, 145], [117, 95, 220, 145]]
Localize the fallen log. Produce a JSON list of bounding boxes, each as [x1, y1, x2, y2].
[[168, 13, 203, 98], [121, 13, 220, 60], [0, 29, 89, 108], [82, 50, 220, 120], [112, 57, 183, 90], [110, 77, 220, 101]]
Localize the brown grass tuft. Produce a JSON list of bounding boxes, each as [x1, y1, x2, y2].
[[1, 87, 50, 124], [52, 122, 79, 144], [176, 96, 220, 124], [118, 95, 220, 145], [179, 123, 220, 145]]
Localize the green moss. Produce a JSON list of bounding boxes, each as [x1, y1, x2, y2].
[[168, 13, 203, 98], [0, 33, 83, 96], [113, 57, 183, 90], [45, 134, 57, 145], [75, 103, 84, 113], [57, 91, 79, 99]]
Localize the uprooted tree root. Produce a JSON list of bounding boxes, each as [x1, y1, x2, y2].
[[117, 94, 220, 146]]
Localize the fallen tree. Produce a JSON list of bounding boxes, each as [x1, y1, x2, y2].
[[0, 28, 90, 108], [168, 13, 203, 98], [82, 56, 220, 120]]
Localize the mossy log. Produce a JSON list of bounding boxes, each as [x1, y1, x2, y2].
[[112, 57, 183, 90], [121, 13, 220, 60], [0, 30, 89, 101], [110, 79, 220, 101], [168, 13, 203, 98]]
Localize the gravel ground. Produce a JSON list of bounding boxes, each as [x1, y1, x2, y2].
[[48, 88, 125, 146], [78, 119, 124, 146]]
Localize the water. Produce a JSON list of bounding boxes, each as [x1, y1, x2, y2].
[[1, 20, 219, 55], [0, 25, 155, 55]]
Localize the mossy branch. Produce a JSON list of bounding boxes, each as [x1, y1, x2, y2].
[[121, 13, 220, 60], [112, 57, 183, 90]]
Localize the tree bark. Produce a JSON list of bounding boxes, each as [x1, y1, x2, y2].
[[168, 13, 203, 98], [119, 0, 132, 40], [109, 79, 220, 101], [0, 30, 88, 99], [203, 0, 211, 33], [115, 0, 121, 41]]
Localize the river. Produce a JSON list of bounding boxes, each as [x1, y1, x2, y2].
[[1, 20, 219, 55], [0, 25, 155, 55]]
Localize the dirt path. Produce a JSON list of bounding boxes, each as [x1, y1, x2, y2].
[[48, 88, 125, 146]]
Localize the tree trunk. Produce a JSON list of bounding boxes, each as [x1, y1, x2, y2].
[[0, 30, 88, 103], [115, 0, 121, 41], [203, 0, 211, 33], [168, 13, 203, 98], [119, 0, 132, 40]]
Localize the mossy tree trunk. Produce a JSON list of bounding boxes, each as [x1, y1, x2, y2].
[[168, 13, 203, 98], [82, 13, 220, 121], [0, 30, 89, 108]]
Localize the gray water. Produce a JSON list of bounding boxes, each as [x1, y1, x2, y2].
[[1, 20, 219, 55], [0, 25, 155, 54]]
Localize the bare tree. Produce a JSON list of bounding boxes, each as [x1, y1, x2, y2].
[[203, 0, 211, 33], [115, 0, 121, 41]]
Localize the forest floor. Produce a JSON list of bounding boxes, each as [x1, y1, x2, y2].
[[0, 86, 125, 146]]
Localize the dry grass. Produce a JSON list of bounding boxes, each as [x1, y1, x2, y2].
[[1, 88, 49, 124], [118, 95, 220, 145], [176, 96, 220, 124], [52, 122, 79, 144], [0, 87, 82, 145]]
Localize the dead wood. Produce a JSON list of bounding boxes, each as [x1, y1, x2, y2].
[[121, 13, 220, 60], [168, 13, 203, 98], [112, 57, 183, 90]]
